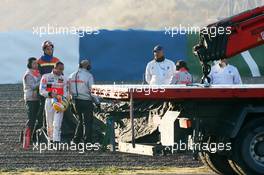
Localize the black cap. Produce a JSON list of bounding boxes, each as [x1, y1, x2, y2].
[[153, 45, 163, 52]]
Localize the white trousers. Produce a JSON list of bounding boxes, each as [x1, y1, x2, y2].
[[45, 98, 64, 142]]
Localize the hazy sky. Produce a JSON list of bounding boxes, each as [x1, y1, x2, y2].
[[1, 0, 263, 31]]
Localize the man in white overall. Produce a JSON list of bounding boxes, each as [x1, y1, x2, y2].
[[39, 61, 68, 142]]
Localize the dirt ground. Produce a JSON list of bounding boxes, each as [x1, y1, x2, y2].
[[0, 84, 210, 174]]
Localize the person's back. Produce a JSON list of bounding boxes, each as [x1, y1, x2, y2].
[[173, 69, 192, 84], [68, 60, 98, 143], [68, 68, 94, 101], [172, 60, 192, 84]]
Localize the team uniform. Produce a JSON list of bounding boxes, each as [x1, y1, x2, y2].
[[68, 68, 99, 143], [23, 69, 41, 130], [23, 69, 41, 102], [172, 68, 192, 84], [145, 59, 176, 85], [209, 63, 242, 84], [39, 71, 68, 142], [22, 69, 41, 149], [68, 68, 95, 101], [37, 55, 60, 129]]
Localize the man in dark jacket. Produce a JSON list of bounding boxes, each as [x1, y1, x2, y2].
[[36, 40, 61, 130]]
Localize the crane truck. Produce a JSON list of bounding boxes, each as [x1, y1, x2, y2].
[[92, 6, 264, 175]]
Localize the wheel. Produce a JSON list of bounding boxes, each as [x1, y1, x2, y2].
[[232, 117, 264, 175], [228, 159, 245, 175], [199, 151, 237, 174]]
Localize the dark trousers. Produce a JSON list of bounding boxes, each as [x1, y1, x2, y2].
[[36, 96, 45, 129], [25, 101, 40, 132], [73, 99, 94, 143]]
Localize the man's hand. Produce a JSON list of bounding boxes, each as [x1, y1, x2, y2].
[[48, 92, 57, 98], [65, 94, 71, 101], [94, 103, 101, 113], [69, 94, 73, 101], [96, 103, 101, 110]]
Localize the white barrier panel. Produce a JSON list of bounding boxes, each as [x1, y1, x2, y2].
[[0, 31, 79, 84]]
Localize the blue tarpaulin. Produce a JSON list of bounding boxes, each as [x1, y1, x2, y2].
[[79, 30, 187, 82]]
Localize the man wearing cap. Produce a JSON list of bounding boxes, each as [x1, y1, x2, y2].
[[68, 59, 99, 144], [145, 45, 176, 85], [37, 40, 61, 130], [37, 40, 60, 76]]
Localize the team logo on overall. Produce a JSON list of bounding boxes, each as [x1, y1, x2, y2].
[[261, 31, 264, 40], [58, 78, 64, 83]]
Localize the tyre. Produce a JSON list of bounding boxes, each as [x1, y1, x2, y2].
[[199, 151, 237, 174], [228, 159, 245, 175], [232, 117, 264, 175]]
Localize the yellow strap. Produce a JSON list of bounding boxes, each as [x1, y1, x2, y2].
[[39, 63, 56, 67]]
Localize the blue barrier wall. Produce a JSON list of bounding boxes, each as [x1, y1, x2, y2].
[[79, 30, 187, 82]]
